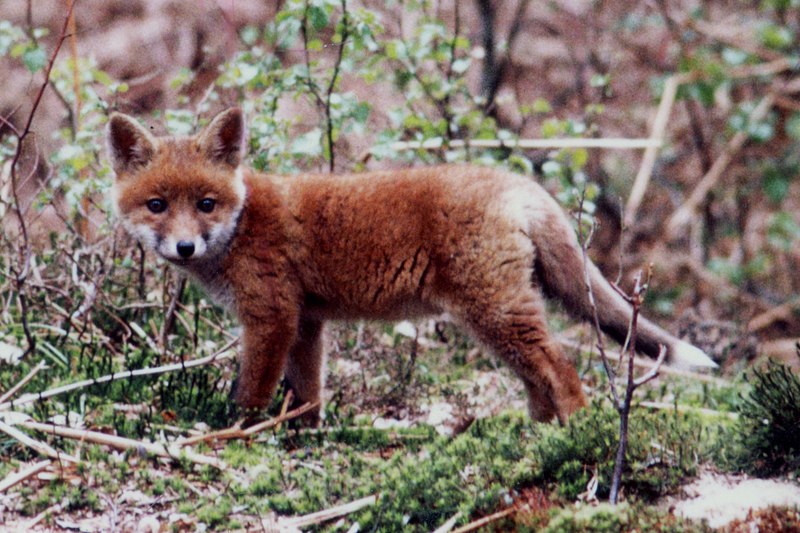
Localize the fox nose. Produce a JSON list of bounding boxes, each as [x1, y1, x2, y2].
[[176, 240, 195, 258]]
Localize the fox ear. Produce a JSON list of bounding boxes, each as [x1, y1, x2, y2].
[[106, 113, 157, 175], [197, 107, 246, 168]]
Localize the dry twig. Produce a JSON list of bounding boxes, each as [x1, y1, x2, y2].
[[431, 511, 462, 533], [559, 338, 727, 385], [625, 73, 694, 227], [261, 494, 377, 531], [638, 400, 739, 420], [0, 360, 47, 404], [626, 58, 791, 228], [19, 419, 224, 469], [450, 507, 516, 533], [0, 459, 51, 493], [177, 400, 320, 447], [0, 419, 79, 463]]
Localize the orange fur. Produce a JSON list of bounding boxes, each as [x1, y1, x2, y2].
[[107, 108, 713, 425]]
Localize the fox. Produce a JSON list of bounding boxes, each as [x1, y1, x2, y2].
[[106, 107, 716, 425]]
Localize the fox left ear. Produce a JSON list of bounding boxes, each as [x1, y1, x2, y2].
[[198, 107, 246, 168]]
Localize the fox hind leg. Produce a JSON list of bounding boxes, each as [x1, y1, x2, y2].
[[452, 289, 587, 423]]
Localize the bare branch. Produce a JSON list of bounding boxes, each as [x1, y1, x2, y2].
[[0, 459, 51, 493], [19, 420, 224, 469], [0, 419, 79, 463], [177, 400, 320, 447], [633, 345, 667, 387], [0, 360, 47, 404]]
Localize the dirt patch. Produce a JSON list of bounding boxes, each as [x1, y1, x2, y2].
[[664, 470, 800, 529]]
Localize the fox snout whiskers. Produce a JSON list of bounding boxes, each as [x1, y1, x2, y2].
[[157, 235, 208, 263]]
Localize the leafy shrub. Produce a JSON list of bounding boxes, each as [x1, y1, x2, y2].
[[731, 360, 800, 476], [531, 401, 704, 500]]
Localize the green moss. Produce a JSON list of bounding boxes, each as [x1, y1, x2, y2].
[[196, 498, 233, 529], [543, 501, 709, 532], [531, 401, 706, 500], [151, 477, 167, 496]]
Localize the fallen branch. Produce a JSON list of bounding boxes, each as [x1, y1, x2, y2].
[[0, 339, 237, 411], [0, 459, 51, 493], [23, 503, 63, 530], [450, 507, 516, 533], [261, 494, 378, 531], [0, 360, 47, 404], [19, 419, 225, 469], [748, 296, 800, 333], [432, 511, 462, 533], [392, 137, 660, 152], [275, 389, 294, 432], [0, 419, 79, 463], [178, 400, 320, 447], [667, 93, 776, 238]]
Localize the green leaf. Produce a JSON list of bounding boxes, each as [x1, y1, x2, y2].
[[786, 112, 800, 140], [722, 47, 749, 66], [767, 212, 800, 251], [542, 160, 562, 178], [240, 26, 260, 46], [541, 119, 564, 138], [352, 102, 370, 124], [757, 22, 795, 50], [23, 46, 47, 72], [590, 74, 610, 88], [308, 6, 330, 31], [291, 128, 323, 157], [569, 148, 589, 172], [307, 37, 324, 52], [450, 58, 470, 74], [531, 98, 552, 114], [762, 167, 791, 203]]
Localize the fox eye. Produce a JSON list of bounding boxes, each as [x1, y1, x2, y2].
[[146, 198, 167, 213], [197, 198, 216, 213]]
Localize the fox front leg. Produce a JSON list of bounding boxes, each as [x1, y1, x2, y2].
[[233, 315, 299, 422]]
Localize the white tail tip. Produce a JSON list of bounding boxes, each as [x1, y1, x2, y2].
[[671, 340, 718, 369]]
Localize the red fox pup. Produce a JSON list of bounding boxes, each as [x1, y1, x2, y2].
[[107, 108, 716, 424]]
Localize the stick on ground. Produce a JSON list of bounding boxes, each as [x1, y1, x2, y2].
[[0, 459, 52, 493], [178, 400, 320, 447], [19, 420, 225, 469], [0, 419, 79, 464]]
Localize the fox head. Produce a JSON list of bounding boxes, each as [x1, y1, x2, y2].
[[106, 108, 247, 266]]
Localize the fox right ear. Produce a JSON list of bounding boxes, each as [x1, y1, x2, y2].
[[106, 113, 157, 175]]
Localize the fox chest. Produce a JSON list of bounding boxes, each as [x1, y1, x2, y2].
[[186, 266, 237, 312]]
